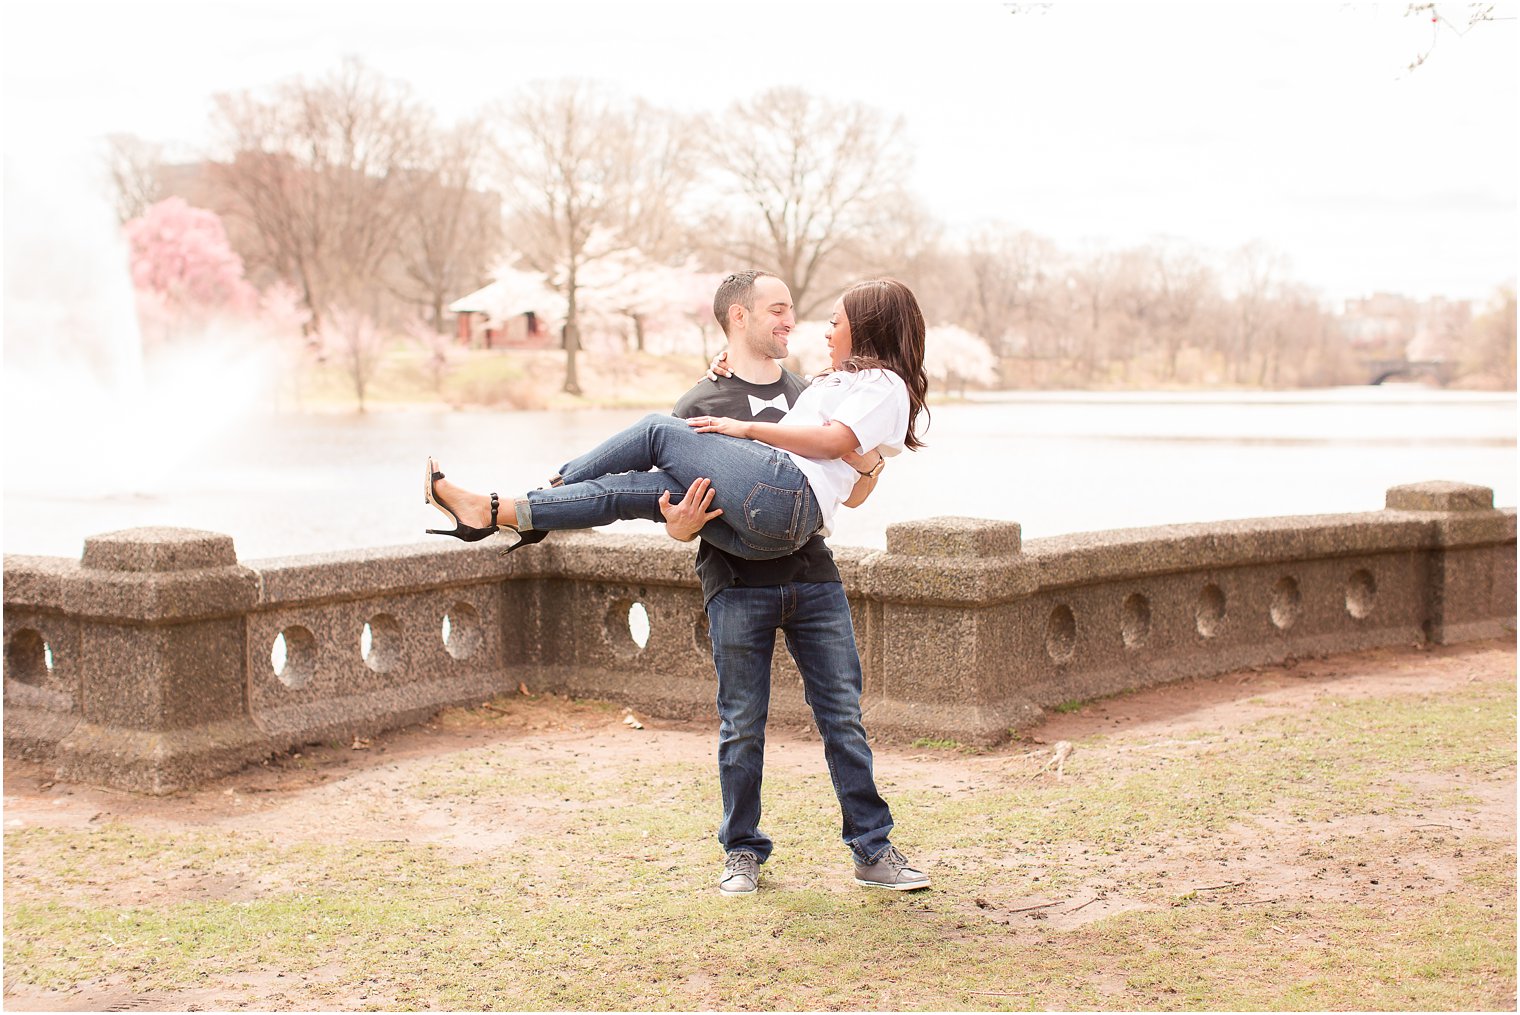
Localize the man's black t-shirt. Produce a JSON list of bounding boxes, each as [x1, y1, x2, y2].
[[672, 371, 842, 602]]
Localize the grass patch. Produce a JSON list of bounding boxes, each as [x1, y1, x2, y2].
[[5, 678, 1513, 1010], [911, 679, 1516, 863]]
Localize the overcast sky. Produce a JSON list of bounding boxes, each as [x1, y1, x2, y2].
[[3, 0, 1516, 306]]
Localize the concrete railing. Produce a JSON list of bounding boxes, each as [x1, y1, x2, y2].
[[4, 481, 1514, 793]]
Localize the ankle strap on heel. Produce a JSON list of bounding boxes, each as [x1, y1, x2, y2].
[[489, 492, 499, 529]]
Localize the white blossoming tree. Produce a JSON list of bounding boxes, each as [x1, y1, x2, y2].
[[925, 324, 997, 396]]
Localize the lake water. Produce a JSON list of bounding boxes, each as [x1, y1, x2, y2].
[[5, 387, 1514, 562]]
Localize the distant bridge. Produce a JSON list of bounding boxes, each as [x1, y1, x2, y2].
[[1365, 359, 1454, 386]]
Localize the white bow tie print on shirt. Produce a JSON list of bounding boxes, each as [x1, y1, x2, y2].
[[747, 393, 791, 417]]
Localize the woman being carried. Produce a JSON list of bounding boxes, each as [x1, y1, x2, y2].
[[424, 277, 929, 560]]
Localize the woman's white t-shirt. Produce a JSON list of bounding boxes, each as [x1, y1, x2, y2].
[[775, 368, 909, 536]]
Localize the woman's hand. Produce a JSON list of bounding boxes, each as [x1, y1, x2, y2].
[[704, 350, 732, 381], [842, 446, 884, 508], [687, 415, 752, 439], [841, 447, 883, 474], [659, 476, 722, 541]]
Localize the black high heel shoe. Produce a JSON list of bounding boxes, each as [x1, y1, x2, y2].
[[424, 458, 548, 555], [497, 526, 548, 557], [424, 457, 501, 542]]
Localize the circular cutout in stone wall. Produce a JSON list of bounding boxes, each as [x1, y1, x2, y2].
[[1271, 576, 1301, 630], [272, 626, 316, 689], [1122, 593, 1152, 649], [361, 614, 402, 673], [605, 599, 648, 656], [442, 602, 483, 660], [1196, 583, 1227, 638], [5, 629, 54, 686], [1045, 604, 1077, 663], [628, 602, 650, 650], [1345, 569, 1377, 620]]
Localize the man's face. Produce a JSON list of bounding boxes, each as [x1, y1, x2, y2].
[[739, 276, 794, 360]]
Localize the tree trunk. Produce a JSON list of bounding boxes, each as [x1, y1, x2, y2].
[[562, 322, 582, 395], [563, 269, 583, 396]]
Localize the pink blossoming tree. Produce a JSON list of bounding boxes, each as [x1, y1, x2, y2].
[[125, 197, 260, 346]]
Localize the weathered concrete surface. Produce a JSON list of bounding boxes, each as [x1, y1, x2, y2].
[[5, 481, 1514, 792], [4, 529, 265, 793]]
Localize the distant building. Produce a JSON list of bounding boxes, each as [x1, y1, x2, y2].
[[447, 272, 566, 350]]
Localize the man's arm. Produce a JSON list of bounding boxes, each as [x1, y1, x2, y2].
[[665, 373, 882, 539], [664, 390, 725, 541]]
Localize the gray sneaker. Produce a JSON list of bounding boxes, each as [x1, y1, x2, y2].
[[718, 849, 760, 895], [854, 846, 930, 890]]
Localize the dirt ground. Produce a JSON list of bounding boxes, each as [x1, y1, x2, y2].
[[4, 639, 1516, 1011]]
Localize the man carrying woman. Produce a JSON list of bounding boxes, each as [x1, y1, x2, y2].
[[424, 270, 931, 894]]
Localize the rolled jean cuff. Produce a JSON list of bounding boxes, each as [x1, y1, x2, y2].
[[515, 496, 535, 531]]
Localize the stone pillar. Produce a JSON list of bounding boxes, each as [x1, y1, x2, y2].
[[3, 528, 268, 793], [856, 517, 1041, 745], [1386, 482, 1518, 643]]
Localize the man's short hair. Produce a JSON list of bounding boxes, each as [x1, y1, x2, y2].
[[713, 269, 781, 337]]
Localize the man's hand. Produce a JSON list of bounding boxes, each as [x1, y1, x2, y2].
[[704, 350, 732, 381], [686, 415, 752, 439], [660, 476, 723, 542]]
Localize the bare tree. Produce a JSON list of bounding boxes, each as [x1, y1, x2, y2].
[[1462, 287, 1518, 385], [493, 80, 697, 394], [959, 227, 1058, 358], [208, 57, 430, 332], [104, 133, 167, 224], [1059, 246, 1122, 382], [1226, 242, 1288, 384], [392, 121, 503, 332], [849, 192, 947, 301], [1143, 242, 1214, 380], [1266, 284, 1339, 387], [700, 88, 912, 315], [1404, 3, 1507, 72]]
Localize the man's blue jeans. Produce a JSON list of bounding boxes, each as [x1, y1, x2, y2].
[[706, 580, 896, 865], [519, 413, 822, 560]]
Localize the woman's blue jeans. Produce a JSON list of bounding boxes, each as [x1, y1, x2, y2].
[[519, 413, 822, 560]]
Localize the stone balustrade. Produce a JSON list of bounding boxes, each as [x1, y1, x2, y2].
[[4, 481, 1514, 793]]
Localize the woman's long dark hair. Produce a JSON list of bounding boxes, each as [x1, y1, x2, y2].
[[836, 278, 930, 450]]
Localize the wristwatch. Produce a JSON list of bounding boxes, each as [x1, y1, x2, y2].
[[857, 456, 885, 479]]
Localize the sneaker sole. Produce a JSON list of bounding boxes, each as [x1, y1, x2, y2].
[[718, 885, 757, 896], [854, 877, 931, 890]]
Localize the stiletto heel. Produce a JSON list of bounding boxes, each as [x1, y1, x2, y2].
[[423, 458, 501, 543], [497, 527, 548, 556]]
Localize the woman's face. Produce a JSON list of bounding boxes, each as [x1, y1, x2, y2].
[[825, 298, 852, 370]]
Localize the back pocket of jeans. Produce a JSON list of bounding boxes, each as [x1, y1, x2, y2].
[[742, 483, 803, 542]]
